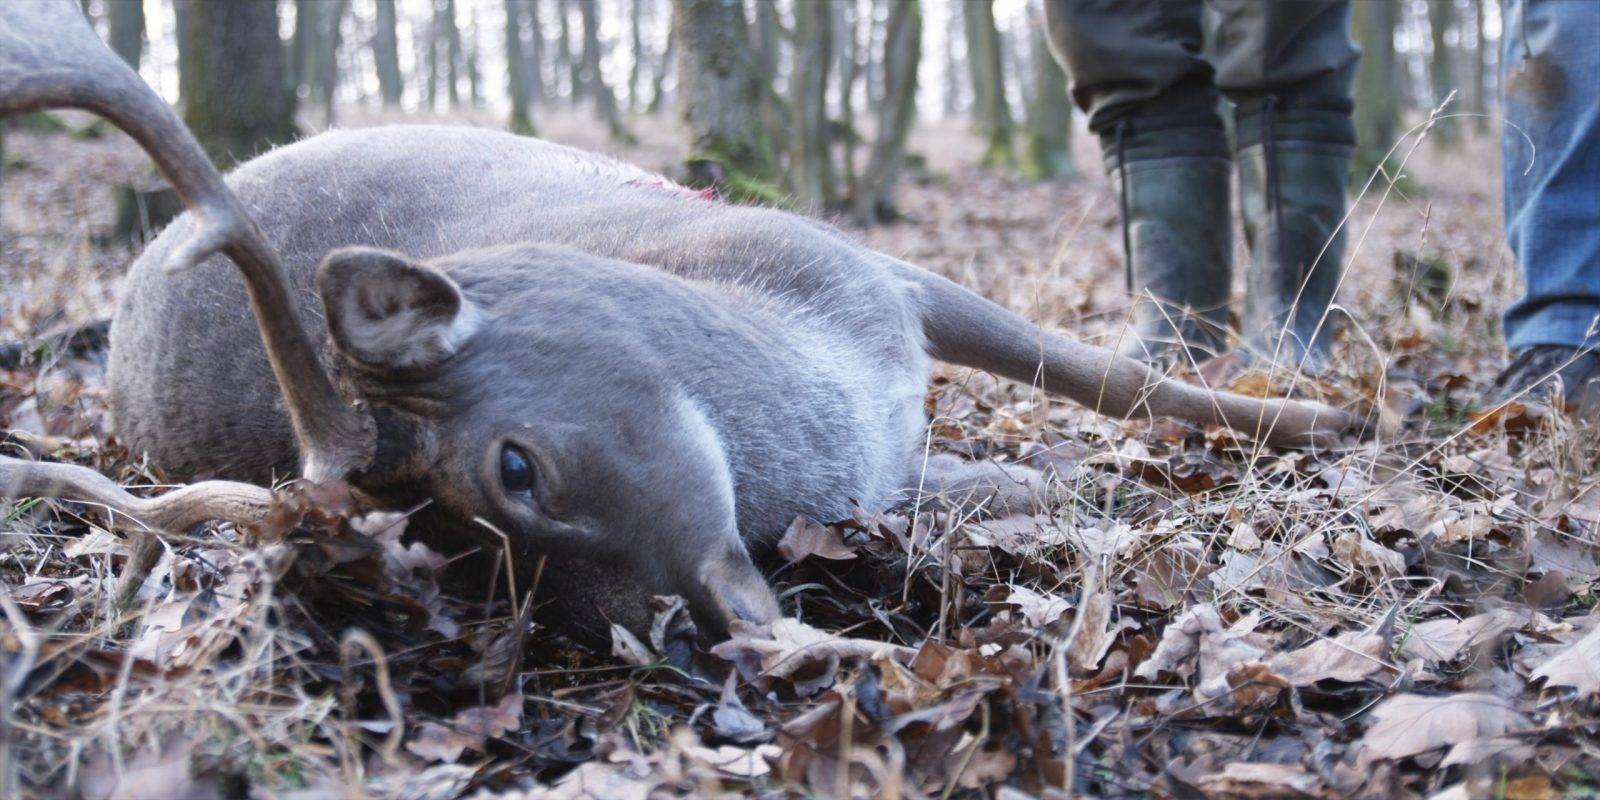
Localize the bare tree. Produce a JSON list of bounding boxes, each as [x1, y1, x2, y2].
[[441, 0, 463, 107], [1353, 0, 1400, 172], [790, 0, 835, 209], [628, 0, 645, 112], [556, 0, 579, 103], [837, 0, 863, 191], [1428, 0, 1459, 144], [506, 0, 537, 134], [466, 6, 484, 107], [646, 18, 675, 114], [962, 0, 1014, 167], [942, 2, 962, 117], [851, 0, 921, 223], [373, 0, 404, 107], [1468, 0, 1490, 130], [176, 0, 296, 167], [107, 0, 144, 69], [528, 0, 548, 103], [576, 0, 634, 141], [1021, 20, 1075, 181], [316, 0, 349, 125], [671, 0, 778, 198], [292, 0, 320, 98]]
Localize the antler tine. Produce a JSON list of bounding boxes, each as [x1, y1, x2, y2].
[[0, 456, 273, 535], [0, 1, 372, 482]]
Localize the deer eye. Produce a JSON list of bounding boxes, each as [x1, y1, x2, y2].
[[499, 445, 537, 501]]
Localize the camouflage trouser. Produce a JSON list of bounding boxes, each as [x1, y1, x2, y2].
[[1041, 0, 1359, 134]]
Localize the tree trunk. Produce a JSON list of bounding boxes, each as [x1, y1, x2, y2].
[[292, 0, 321, 99], [865, 0, 886, 107], [837, 0, 862, 192], [790, 0, 835, 210], [628, 0, 645, 112], [107, 0, 145, 69], [423, 3, 439, 109], [466, 8, 484, 107], [1469, 0, 1489, 131], [942, 1, 962, 117], [441, 0, 463, 107], [557, 0, 580, 104], [528, 0, 548, 102], [176, 0, 297, 167], [506, 0, 538, 134], [1428, 0, 1459, 144], [373, 0, 404, 107], [671, 0, 778, 199], [963, 0, 1014, 167], [646, 19, 675, 114], [1352, 0, 1400, 173], [577, 0, 634, 142], [1021, 22, 1075, 181], [852, 0, 921, 224], [317, 0, 348, 126], [750, 0, 785, 155]]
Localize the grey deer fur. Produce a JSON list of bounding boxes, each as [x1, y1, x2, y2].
[[0, 0, 1354, 641]]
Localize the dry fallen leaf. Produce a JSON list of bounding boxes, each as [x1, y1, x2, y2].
[[1401, 608, 1530, 664], [610, 623, 656, 667], [711, 618, 915, 695], [1195, 761, 1323, 799], [1358, 693, 1528, 765], [1330, 529, 1405, 575], [406, 693, 523, 763], [79, 737, 224, 800], [1000, 583, 1071, 630], [1530, 624, 1600, 697], [1268, 630, 1389, 686], [777, 515, 858, 562], [1063, 573, 1123, 676]]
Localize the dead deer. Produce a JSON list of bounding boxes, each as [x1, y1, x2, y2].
[[0, 0, 1356, 640]]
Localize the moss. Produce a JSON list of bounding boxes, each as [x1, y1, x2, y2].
[[685, 153, 789, 207], [683, 135, 787, 207], [1351, 148, 1424, 197], [508, 116, 538, 138], [1019, 131, 1079, 182], [979, 129, 1016, 170], [72, 118, 116, 140], [12, 112, 69, 134]]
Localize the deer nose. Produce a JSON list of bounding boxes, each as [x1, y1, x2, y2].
[[692, 545, 780, 638]]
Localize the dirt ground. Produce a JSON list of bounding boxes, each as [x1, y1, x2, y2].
[[3, 108, 1598, 799]]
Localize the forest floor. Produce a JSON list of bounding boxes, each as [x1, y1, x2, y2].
[[3, 108, 1598, 799]]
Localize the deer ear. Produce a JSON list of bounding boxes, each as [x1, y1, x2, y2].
[[317, 247, 478, 373]]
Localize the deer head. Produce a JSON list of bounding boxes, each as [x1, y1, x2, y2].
[[0, 0, 778, 639]]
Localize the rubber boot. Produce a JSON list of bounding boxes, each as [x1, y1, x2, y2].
[[1103, 120, 1234, 366], [1236, 103, 1355, 369]]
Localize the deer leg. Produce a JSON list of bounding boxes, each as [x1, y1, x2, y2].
[[900, 266, 1356, 448], [897, 452, 1059, 518]]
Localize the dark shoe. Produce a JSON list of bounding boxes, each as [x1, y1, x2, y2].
[[1103, 120, 1234, 366], [1236, 103, 1355, 370], [1486, 345, 1600, 412]]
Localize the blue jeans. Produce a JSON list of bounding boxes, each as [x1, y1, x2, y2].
[[1500, 0, 1600, 352]]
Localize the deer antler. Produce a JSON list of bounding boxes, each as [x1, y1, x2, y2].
[[0, 457, 273, 535], [0, 0, 372, 482]]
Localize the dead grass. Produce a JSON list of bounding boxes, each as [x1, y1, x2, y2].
[[2, 109, 1599, 798]]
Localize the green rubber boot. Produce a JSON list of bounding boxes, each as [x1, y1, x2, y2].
[[1236, 104, 1355, 370], [1103, 121, 1234, 366]]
